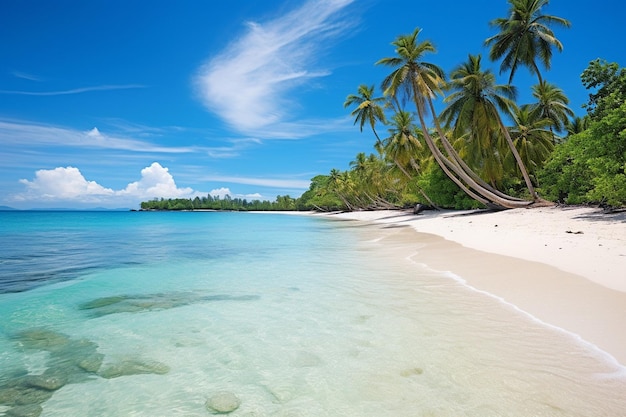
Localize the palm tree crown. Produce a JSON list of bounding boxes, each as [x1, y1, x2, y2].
[[441, 54, 517, 141], [485, 0, 571, 84], [344, 84, 387, 144], [376, 28, 445, 118], [440, 54, 519, 186], [529, 80, 574, 135]]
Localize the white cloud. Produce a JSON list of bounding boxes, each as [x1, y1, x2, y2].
[[204, 175, 310, 189], [208, 188, 264, 201], [195, 0, 355, 137], [17, 167, 115, 202], [118, 162, 193, 199], [12, 71, 42, 81], [14, 163, 196, 206], [209, 187, 232, 198], [0, 119, 201, 153], [0, 84, 145, 96]]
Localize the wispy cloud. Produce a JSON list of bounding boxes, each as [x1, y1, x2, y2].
[[12, 71, 43, 81], [0, 84, 145, 96], [0, 119, 200, 154], [195, 0, 355, 138], [203, 175, 311, 189]]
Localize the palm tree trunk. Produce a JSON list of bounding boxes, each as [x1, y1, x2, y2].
[[412, 88, 532, 209], [394, 157, 440, 209], [495, 116, 540, 200], [427, 99, 526, 202]]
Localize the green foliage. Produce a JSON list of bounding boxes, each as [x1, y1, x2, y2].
[[298, 175, 345, 211], [417, 164, 484, 209], [140, 194, 288, 211], [581, 59, 626, 120], [538, 100, 626, 206]]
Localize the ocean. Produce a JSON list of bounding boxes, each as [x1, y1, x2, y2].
[[1, 210, 625, 416]]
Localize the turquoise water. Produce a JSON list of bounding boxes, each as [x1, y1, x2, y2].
[[1, 211, 625, 416]]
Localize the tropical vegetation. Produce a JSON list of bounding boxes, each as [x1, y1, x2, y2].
[[142, 1, 626, 212]]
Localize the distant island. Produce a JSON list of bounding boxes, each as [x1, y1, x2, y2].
[[139, 195, 316, 212]]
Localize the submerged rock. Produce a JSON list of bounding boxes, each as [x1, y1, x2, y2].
[[5, 326, 170, 414], [0, 386, 53, 407], [77, 352, 105, 373], [78, 292, 260, 317], [21, 375, 65, 391], [13, 329, 71, 352], [206, 391, 241, 414], [5, 404, 43, 417], [97, 359, 170, 379]]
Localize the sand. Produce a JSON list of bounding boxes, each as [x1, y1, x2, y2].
[[319, 206, 626, 366]]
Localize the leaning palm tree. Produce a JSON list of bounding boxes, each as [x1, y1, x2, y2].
[[344, 84, 387, 146], [440, 54, 537, 197], [376, 28, 536, 208], [485, 0, 571, 84], [529, 80, 574, 141]]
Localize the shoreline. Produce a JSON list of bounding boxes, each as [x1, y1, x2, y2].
[[316, 206, 626, 366]]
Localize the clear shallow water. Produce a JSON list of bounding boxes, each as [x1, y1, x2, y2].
[[1, 211, 625, 416]]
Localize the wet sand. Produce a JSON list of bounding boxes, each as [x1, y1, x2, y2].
[[320, 206, 626, 366]]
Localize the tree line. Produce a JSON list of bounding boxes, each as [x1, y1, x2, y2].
[[143, 0, 625, 212], [140, 194, 301, 211]]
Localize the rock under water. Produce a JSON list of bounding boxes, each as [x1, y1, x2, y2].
[[97, 359, 170, 379], [78, 292, 260, 317], [206, 391, 241, 414], [3, 327, 169, 415]]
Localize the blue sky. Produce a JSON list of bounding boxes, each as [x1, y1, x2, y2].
[[1, 0, 624, 209]]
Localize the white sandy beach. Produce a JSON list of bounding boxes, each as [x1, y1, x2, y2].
[[322, 206, 626, 365]]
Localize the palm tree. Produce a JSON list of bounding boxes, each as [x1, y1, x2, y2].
[[485, 0, 571, 84], [328, 168, 352, 211], [344, 84, 387, 146], [565, 115, 590, 137], [382, 111, 437, 207], [376, 28, 536, 208], [529, 80, 574, 141], [382, 111, 423, 175], [440, 54, 537, 197], [509, 104, 554, 174]]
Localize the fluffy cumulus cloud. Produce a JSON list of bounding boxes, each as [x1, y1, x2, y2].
[[14, 162, 196, 207], [208, 187, 232, 199], [118, 162, 193, 199], [208, 188, 263, 200], [18, 167, 114, 201], [195, 0, 354, 137]]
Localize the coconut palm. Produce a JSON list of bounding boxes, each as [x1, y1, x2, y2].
[[509, 104, 554, 174], [485, 0, 571, 84], [565, 115, 590, 137], [382, 111, 438, 207], [344, 84, 387, 146], [440, 54, 537, 196], [529, 80, 574, 140], [376, 29, 535, 208], [328, 168, 352, 211], [382, 111, 424, 175]]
